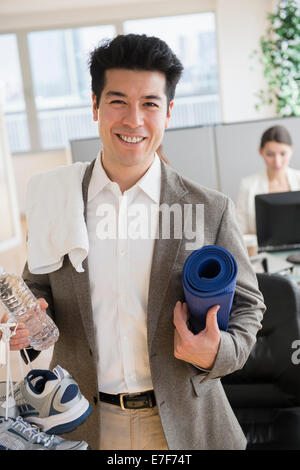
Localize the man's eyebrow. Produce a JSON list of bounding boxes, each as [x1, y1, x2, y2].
[[143, 95, 162, 101], [105, 91, 162, 101], [105, 91, 127, 98]]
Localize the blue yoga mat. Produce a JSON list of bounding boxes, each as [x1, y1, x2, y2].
[[182, 245, 238, 334]]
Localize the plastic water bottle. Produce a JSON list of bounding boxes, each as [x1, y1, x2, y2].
[[0, 268, 59, 351]]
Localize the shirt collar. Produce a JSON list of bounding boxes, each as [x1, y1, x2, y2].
[[136, 152, 161, 204], [88, 152, 161, 204], [88, 152, 112, 203]]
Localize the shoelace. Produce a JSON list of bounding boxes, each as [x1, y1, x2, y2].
[[0, 320, 18, 420], [13, 387, 24, 406], [12, 416, 55, 447], [0, 319, 33, 419]]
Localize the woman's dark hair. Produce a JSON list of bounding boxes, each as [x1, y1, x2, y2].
[[260, 125, 293, 148], [89, 34, 183, 110]]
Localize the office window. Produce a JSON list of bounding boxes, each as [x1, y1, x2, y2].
[[2, 13, 221, 154], [0, 34, 30, 152], [124, 13, 220, 128], [28, 25, 115, 149]]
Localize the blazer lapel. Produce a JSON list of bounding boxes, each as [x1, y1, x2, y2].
[[70, 159, 97, 357], [147, 162, 188, 351]]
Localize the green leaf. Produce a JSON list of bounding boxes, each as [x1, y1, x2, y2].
[[253, 0, 300, 114]]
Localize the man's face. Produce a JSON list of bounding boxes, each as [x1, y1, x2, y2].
[[92, 68, 173, 170]]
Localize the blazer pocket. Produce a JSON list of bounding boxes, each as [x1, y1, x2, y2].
[[190, 375, 220, 397]]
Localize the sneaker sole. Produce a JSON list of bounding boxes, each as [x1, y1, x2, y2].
[[0, 443, 91, 450], [23, 396, 92, 435]]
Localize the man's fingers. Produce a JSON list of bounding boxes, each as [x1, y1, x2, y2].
[[0, 313, 9, 324], [174, 301, 191, 337], [205, 305, 220, 332], [37, 298, 48, 310], [13, 327, 30, 338], [182, 302, 188, 316], [9, 325, 30, 349], [174, 301, 187, 323], [0, 298, 48, 348], [10, 339, 31, 351], [0, 328, 30, 350]]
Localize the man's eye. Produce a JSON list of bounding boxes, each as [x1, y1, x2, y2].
[[144, 102, 158, 108], [110, 100, 126, 104]]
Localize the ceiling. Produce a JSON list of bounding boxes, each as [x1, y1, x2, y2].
[[0, 0, 163, 14]]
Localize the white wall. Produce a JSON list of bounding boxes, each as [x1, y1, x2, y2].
[[216, 0, 276, 123], [0, 0, 215, 31]]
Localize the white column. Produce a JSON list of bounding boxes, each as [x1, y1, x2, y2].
[[216, 0, 277, 123]]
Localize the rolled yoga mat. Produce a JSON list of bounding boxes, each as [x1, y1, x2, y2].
[[182, 245, 238, 334]]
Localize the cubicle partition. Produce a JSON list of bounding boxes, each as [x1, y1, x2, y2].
[[69, 116, 300, 203], [160, 126, 218, 191], [215, 116, 300, 202]]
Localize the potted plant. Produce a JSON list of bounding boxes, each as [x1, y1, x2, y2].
[[253, 0, 300, 116]]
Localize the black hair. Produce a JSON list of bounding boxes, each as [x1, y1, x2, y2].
[[260, 125, 293, 148], [89, 34, 183, 110]]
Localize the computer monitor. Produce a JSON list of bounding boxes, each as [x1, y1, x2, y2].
[[255, 190, 300, 252]]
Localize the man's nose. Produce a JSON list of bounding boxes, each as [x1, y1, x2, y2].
[[122, 105, 144, 128]]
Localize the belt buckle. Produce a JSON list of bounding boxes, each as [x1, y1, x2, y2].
[[146, 391, 153, 408], [119, 393, 127, 410]]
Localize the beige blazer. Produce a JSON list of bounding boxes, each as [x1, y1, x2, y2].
[[236, 167, 300, 234], [22, 158, 265, 450]]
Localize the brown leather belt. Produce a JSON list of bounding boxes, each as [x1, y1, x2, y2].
[[99, 390, 156, 410]]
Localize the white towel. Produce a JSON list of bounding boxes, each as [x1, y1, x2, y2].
[[26, 161, 91, 275]]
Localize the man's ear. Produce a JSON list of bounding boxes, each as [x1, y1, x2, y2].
[[92, 93, 99, 122], [165, 101, 174, 129]]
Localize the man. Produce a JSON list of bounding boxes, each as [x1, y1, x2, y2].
[[10, 34, 265, 450]]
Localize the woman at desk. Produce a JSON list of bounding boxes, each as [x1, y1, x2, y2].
[[236, 125, 300, 234]]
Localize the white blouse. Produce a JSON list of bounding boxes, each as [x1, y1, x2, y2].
[[236, 167, 300, 234]]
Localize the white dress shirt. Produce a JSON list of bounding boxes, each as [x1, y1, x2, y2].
[[87, 153, 161, 394], [236, 167, 300, 234]]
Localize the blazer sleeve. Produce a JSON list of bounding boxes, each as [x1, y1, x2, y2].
[[20, 262, 55, 363], [202, 196, 266, 381]]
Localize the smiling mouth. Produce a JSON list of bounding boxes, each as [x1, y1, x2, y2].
[[116, 134, 146, 144]]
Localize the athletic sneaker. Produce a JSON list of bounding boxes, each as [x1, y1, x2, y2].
[[0, 416, 90, 450], [13, 365, 92, 434]]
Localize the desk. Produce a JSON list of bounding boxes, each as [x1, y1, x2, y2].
[[251, 250, 300, 284], [272, 250, 300, 283]]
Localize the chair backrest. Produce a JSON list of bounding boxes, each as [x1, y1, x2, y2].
[[222, 273, 300, 405]]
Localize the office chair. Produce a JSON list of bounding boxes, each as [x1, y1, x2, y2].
[[222, 273, 300, 450]]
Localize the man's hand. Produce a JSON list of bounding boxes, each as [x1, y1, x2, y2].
[[173, 301, 221, 370], [0, 298, 48, 351]]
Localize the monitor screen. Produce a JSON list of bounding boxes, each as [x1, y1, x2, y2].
[[255, 191, 300, 251]]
